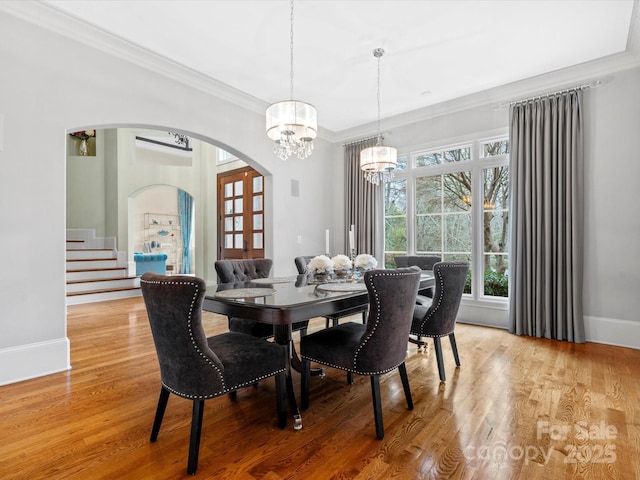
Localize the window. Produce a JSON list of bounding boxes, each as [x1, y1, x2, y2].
[[383, 136, 509, 299], [383, 177, 407, 267], [217, 148, 238, 165]]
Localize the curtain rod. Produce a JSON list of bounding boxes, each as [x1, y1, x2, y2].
[[494, 79, 603, 110], [342, 131, 390, 147]]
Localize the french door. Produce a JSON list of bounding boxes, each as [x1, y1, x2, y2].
[[217, 167, 265, 260]]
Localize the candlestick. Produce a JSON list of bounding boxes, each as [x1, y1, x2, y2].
[[325, 229, 330, 256], [348, 225, 355, 255]]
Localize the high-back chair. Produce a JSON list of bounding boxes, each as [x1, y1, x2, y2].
[[294, 255, 315, 275], [215, 258, 273, 282], [394, 255, 441, 301], [140, 273, 287, 475], [215, 258, 308, 338], [300, 267, 421, 439], [394, 255, 441, 270], [410, 261, 469, 382]]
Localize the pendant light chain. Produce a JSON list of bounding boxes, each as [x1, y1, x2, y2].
[[289, 0, 294, 100], [376, 49, 381, 144]]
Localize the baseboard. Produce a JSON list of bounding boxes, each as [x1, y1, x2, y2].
[[584, 315, 640, 350], [457, 302, 508, 329], [0, 337, 70, 386], [456, 305, 640, 350]]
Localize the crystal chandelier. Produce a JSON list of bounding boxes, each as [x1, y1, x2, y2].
[[360, 48, 397, 185], [265, 0, 317, 161]]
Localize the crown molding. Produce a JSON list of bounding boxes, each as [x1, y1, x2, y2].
[[329, 47, 640, 144], [4, 0, 639, 146], [0, 1, 268, 115]]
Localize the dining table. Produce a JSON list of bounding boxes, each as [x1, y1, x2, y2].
[[203, 270, 435, 430]]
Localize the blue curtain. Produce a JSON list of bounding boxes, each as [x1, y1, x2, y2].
[[178, 189, 194, 274]]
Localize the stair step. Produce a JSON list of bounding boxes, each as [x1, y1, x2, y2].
[[66, 277, 138, 292], [66, 287, 141, 306], [67, 286, 141, 297], [67, 276, 137, 285], [67, 259, 119, 270], [66, 267, 126, 273]]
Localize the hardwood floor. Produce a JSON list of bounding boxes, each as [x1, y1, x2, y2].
[[1, 297, 639, 479]]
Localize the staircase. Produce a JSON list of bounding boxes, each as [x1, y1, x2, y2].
[[66, 233, 141, 305]]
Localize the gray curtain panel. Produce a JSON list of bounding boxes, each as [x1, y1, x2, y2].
[[508, 90, 586, 343], [344, 139, 379, 257]]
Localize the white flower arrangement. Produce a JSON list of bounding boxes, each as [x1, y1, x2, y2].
[[307, 255, 334, 273], [331, 254, 352, 271], [354, 254, 377, 271]]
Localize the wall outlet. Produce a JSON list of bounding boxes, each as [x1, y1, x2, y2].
[[297, 235, 302, 244]]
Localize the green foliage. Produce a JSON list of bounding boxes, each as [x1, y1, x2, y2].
[[484, 270, 509, 297], [464, 270, 508, 297]]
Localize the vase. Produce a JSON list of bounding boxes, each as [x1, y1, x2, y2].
[[334, 269, 349, 281], [314, 272, 328, 283], [78, 138, 89, 156]]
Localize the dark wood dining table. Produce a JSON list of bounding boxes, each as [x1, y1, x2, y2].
[[202, 271, 435, 430]]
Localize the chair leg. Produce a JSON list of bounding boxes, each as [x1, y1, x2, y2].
[[187, 399, 205, 475], [301, 358, 311, 410], [275, 371, 287, 429], [150, 386, 170, 442], [347, 371, 354, 385], [228, 390, 237, 401], [398, 362, 413, 410], [449, 333, 461, 367], [433, 337, 446, 382], [370, 374, 384, 440]]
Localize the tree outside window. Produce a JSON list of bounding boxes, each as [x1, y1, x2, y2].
[[383, 138, 509, 298]]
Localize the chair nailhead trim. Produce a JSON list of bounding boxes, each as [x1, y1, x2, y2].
[[161, 368, 286, 400], [354, 270, 416, 369], [143, 277, 286, 399], [305, 269, 416, 374], [300, 355, 400, 376], [416, 263, 467, 336], [142, 277, 228, 394]]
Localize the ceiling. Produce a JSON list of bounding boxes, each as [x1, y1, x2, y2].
[[44, 0, 637, 134]]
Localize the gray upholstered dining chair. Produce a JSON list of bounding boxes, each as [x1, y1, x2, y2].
[[300, 267, 421, 439], [394, 255, 441, 270], [294, 255, 368, 328], [294, 255, 315, 276], [394, 255, 441, 301], [140, 273, 287, 475], [410, 261, 469, 382], [215, 258, 308, 338]]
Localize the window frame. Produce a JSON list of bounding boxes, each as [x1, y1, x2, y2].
[[384, 131, 509, 305]]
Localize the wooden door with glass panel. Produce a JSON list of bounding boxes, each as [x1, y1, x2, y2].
[[217, 167, 265, 260]]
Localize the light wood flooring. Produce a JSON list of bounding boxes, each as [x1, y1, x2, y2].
[[1, 297, 639, 479]]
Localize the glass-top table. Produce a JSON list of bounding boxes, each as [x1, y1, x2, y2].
[[203, 272, 435, 325]]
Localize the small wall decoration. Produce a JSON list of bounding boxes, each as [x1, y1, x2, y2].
[[69, 130, 95, 156]]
